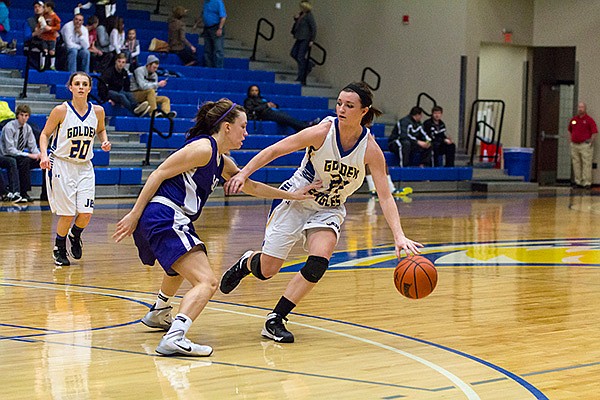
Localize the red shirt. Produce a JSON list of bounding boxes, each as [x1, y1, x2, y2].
[[568, 113, 597, 143]]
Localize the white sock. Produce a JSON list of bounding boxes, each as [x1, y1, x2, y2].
[[50, 56, 55, 68], [387, 175, 396, 193], [366, 175, 376, 191], [155, 290, 172, 309], [169, 313, 192, 335]]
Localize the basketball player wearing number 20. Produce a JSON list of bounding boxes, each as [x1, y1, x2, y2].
[[39, 72, 111, 267]]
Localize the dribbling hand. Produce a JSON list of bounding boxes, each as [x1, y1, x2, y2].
[[395, 236, 423, 259]]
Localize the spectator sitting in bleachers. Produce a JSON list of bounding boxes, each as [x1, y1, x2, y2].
[[25, 1, 44, 52], [94, 14, 112, 71], [168, 6, 198, 67], [108, 16, 124, 56], [244, 84, 318, 133], [423, 105, 455, 167], [388, 106, 432, 167], [87, 15, 107, 73], [61, 13, 89, 73], [0, 105, 40, 202], [123, 28, 140, 71], [39, 1, 61, 70], [76, 0, 116, 26], [131, 55, 176, 118], [0, 154, 24, 203], [102, 53, 151, 117]]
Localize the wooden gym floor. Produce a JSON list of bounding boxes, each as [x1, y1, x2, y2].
[[0, 188, 599, 399]]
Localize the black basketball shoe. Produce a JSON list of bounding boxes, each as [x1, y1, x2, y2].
[[53, 246, 70, 266], [68, 230, 83, 259], [219, 250, 253, 294], [261, 313, 294, 343]]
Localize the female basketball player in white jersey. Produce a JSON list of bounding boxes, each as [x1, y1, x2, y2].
[[39, 72, 112, 267], [112, 99, 319, 357], [220, 82, 423, 343]]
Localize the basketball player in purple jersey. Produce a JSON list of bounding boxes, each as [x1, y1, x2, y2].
[[113, 99, 320, 356]]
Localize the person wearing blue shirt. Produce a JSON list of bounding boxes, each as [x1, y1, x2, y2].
[[201, 0, 226, 68], [0, 0, 10, 37]]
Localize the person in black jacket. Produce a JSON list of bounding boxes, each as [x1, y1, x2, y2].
[[244, 85, 317, 133], [388, 106, 432, 167], [290, 1, 316, 85], [101, 53, 150, 117], [423, 106, 455, 167]]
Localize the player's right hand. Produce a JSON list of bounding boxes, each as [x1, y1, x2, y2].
[[40, 155, 51, 170], [113, 212, 139, 243]]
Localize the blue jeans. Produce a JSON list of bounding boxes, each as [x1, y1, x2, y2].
[[202, 26, 224, 68], [67, 47, 90, 73], [108, 90, 137, 114]]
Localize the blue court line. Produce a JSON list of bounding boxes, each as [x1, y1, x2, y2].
[[0, 323, 64, 333], [2, 278, 549, 398], [0, 335, 431, 393]]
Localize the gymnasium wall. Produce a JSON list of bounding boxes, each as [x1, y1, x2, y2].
[[533, 0, 600, 182]]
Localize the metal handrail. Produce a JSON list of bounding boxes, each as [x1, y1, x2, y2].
[[20, 43, 44, 99], [154, 0, 161, 15], [307, 41, 326, 66], [250, 18, 275, 61], [466, 99, 505, 166], [143, 109, 174, 166], [361, 67, 381, 91], [416, 92, 438, 117]]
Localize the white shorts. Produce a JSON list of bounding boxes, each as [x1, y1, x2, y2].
[[46, 157, 95, 216], [262, 199, 345, 260]]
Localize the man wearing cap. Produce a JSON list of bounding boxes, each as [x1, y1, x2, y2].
[[131, 55, 175, 118]]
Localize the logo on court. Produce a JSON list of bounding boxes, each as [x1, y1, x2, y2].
[[281, 238, 600, 271]]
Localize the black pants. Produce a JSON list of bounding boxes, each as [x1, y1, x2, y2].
[[14, 156, 37, 194], [0, 155, 19, 194], [261, 108, 308, 132], [433, 142, 456, 167], [290, 39, 313, 83], [388, 139, 412, 167]]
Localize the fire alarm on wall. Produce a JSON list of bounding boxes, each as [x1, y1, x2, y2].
[[402, 15, 410, 25]]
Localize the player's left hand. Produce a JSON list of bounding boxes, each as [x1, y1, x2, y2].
[[101, 141, 111, 151], [395, 236, 423, 258]]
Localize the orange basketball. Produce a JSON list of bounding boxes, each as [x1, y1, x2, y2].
[[393, 256, 438, 299]]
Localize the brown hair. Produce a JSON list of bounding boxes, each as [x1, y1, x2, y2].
[[67, 71, 92, 87], [16, 104, 31, 115], [115, 52, 127, 60], [187, 99, 246, 139], [341, 81, 382, 126], [172, 5, 187, 19]]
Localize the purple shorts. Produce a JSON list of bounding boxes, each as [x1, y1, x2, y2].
[[133, 202, 205, 276]]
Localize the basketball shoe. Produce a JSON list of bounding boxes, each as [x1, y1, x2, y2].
[[68, 229, 83, 259], [141, 305, 173, 330], [155, 330, 213, 357], [262, 313, 294, 343], [219, 250, 253, 294], [53, 246, 70, 266]]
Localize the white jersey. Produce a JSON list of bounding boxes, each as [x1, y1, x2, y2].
[[49, 102, 98, 163], [285, 117, 368, 208]]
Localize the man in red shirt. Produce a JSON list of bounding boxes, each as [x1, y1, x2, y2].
[[568, 102, 597, 189]]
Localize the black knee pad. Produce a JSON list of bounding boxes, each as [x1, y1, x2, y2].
[[300, 256, 329, 283], [249, 252, 270, 281]]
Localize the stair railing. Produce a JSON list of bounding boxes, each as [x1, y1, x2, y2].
[[361, 67, 381, 91], [143, 109, 174, 166], [250, 18, 275, 61]]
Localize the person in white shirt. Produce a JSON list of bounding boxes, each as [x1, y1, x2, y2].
[[61, 13, 90, 73], [108, 16, 124, 54]]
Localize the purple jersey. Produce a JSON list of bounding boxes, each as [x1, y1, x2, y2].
[[153, 135, 224, 222]]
